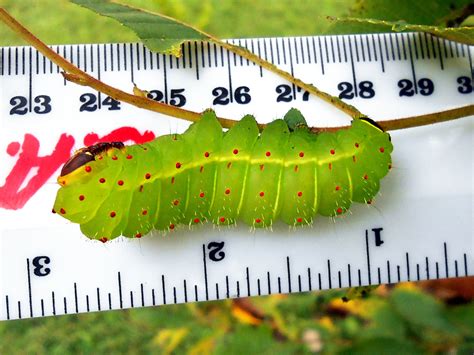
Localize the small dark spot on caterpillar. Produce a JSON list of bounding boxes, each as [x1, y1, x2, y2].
[[204, 151, 210, 158], [85, 165, 92, 173], [175, 162, 182, 169], [169, 224, 175, 230], [99, 178, 106, 183], [355, 142, 360, 148], [388, 164, 392, 170], [139, 185, 144, 192], [363, 174, 368, 180], [233, 149, 238, 155], [265, 151, 271, 157], [60, 208, 66, 214], [367, 200, 372, 205], [227, 162, 232, 169], [117, 180, 124, 186], [99, 237, 108, 243], [193, 218, 200, 224], [379, 147, 385, 153], [135, 233, 142, 238], [259, 191, 265, 197], [330, 149, 335, 155], [294, 165, 299, 172], [299, 152, 304, 157], [112, 155, 118, 160], [199, 192, 205, 198], [336, 207, 343, 214], [171, 177, 175, 184], [60, 180, 66, 185], [260, 164, 264, 171], [145, 173, 151, 179], [297, 191, 303, 197], [328, 163, 332, 170], [52, 209, 56, 214], [126, 155, 133, 159], [199, 166, 204, 173], [255, 218, 262, 223], [173, 199, 180, 206], [225, 188, 231, 195], [110, 211, 116, 218], [79, 195, 85, 201], [353, 155, 356, 162], [219, 217, 226, 223], [142, 210, 148, 215], [335, 186, 340, 191]]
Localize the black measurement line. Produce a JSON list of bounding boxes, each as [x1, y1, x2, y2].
[[347, 264, 352, 287], [318, 273, 322, 290], [464, 254, 468, 276], [358, 269, 362, 286], [86, 295, 90, 312], [117, 272, 123, 309], [74, 282, 78, 313], [406, 34, 418, 94], [397, 265, 401, 282], [129, 43, 135, 83], [287, 38, 296, 99], [298, 275, 302, 292], [173, 287, 177, 304], [307, 268, 312, 291], [287, 257, 292, 293], [365, 230, 372, 285], [406, 252, 411, 281], [18, 301, 22, 319], [28, 47, 32, 112], [435, 37, 444, 70], [354, 35, 360, 62], [425, 257, 430, 280], [329, 36, 335, 63], [444, 242, 449, 278], [97, 288, 101, 311], [202, 244, 209, 301], [194, 285, 198, 302], [416, 264, 420, 281], [336, 36, 342, 62], [455, 260, 459, 277], [215, 283, 220, 299], [26, 258, 33, 318], [246, 267, 251, 296], [63, 297, 68, 314], [365, 35, 371, 62], [194, 42, 199, 80], [5, 296, 10, 320], [184, 280, 188, 302], [162, 274, 167, 304], [327, 260, 332, 289], [108, 293, 112, 310], [267, 271, 272, 294], [277, 277, 281, 293], [324, 36, 330, 64], [225, 276, 229, 298], [436, 262, 440, 279], [387, 260, 391, 284], [257, 279, 261, 296], [152, 289, 156, 306], [377, 268, 381, 284], [96, 44, 102, 109], [130, 291, 134, 308], [337, 271, 341, 288], [236, 281, 240, 297], [317, 37, 325, 75], [51, 291, 56, 315], [140, 283, 145, 307], [347, 36, 357, 97], [163, 54, 169, 104], [41, 299, 44, 316]]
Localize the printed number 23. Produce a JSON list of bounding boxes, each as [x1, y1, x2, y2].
[[10, 95, 52, 115]]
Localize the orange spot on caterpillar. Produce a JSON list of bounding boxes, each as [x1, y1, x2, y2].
[[199, 192, 205, 198], [225, 188, 231, 195], [255, 218, 262, 223], [219, 217, 226, 223], [355, 143, 360, 148], [379, 147, 385, 153], [227, 162, 232, 169], [112, 155, 118, 160], [127, 155, 133, 159], [99, 237, 108, 243], [175, 162, 182, 169], [145, 173, 151, 179], [204, 151, 210, 158], [79, 195, 85, 201], [265, 151, 271, 157], [139, 185, 144, 192], [328, 163, 332, 170], [233, 149, 238, 155], [330, 149, 335, 155], [171, 177, 175, 184], [364, 174, 368, 180], [299, 152, 304, 157], [352, 155, 356, 162], [259, 191, 265, 197], [335, 186, 340, 191], [297, 217, 303, 223], [60, 180, 66, 186], [297, 191, 303, 197], [60, 208, 66, 214], [117, 180, 124, 186], [85, 165, 92, 173], [173, 199, 179, 206], [169, 224, 175, 230], [135, 233, 142, 238], [99, 178, 106, 183], [98, 156, 103, 160], [294, 165, 299, 172], [260, 164, 264, 171], [199, 166, 204, 173], [110, 211, 116, 218], [142, 210, 148, 215], [193, 218, 200, 224], [336, 207, 343, 214]]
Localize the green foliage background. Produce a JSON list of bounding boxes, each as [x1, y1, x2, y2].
[[0, 0, 473, 353]]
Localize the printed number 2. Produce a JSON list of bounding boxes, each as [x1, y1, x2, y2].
[[337, 81, 375, 99], [9, 95, 52, 115]]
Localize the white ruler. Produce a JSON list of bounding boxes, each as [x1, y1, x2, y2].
[[0, 33, 472, 321]]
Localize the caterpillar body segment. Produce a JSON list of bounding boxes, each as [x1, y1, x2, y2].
[[53, 110, 393, 241]]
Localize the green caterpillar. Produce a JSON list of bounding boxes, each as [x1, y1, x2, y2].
[[53, 109, 392, 242]]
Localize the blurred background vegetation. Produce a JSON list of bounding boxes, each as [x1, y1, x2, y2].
[[1, 0, 473, 353]]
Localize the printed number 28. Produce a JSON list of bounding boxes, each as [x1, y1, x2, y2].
[[337, 81, 375, 99]]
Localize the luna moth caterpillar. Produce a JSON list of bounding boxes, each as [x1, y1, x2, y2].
[[53, 109, 392, 242]]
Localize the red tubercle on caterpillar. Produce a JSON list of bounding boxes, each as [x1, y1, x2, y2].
[[171, 177, 175, 184], [117, 180, 124, 186], [355, 142, 360, 148], [363, 174, 369, 180], [265, 151, 271, 157], [204, 151, 210, 158], [142, 210, 148, 215], [336, 207, 343, 214], [328, 163, 332, 170], [173, 199, 180, 206], [299, 152, 304, 158], [126, 154, 133, 159], [259, 191, 265, 197], [112, 155, 118, 160], [193, 218, 200, 224], [135, 233, 142, 238], [219, 217, 226, 223], [330, 149, 335, 155], [233, 149, 239, 155], [110, 211, 116, 218], [259, 164, 264, 171], [99, 237, 108, 243], [60, 208, 66, 214], [296, 217, 303, 223], [145, 173, 151, 179], [199, 192, 205, 198], [175, 162, 182, 169], [169, 224, 175, 230], [84, 165, 92, 173], [79, 195, 85, 201], [379, 147, 385, 153], [335, 186, 340, 191], [99, 178, 106, 183], [297, 191, 303, 197], [255, 218, 262, 224], [224, 188, 231, 195]]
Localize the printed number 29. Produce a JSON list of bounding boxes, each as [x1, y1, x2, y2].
[[337, 81, 375, 99]]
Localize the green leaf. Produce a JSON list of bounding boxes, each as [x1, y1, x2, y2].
[[70, 0, 208, 56], [339, 337, 423, 355], [328, 17, 474, 45]]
